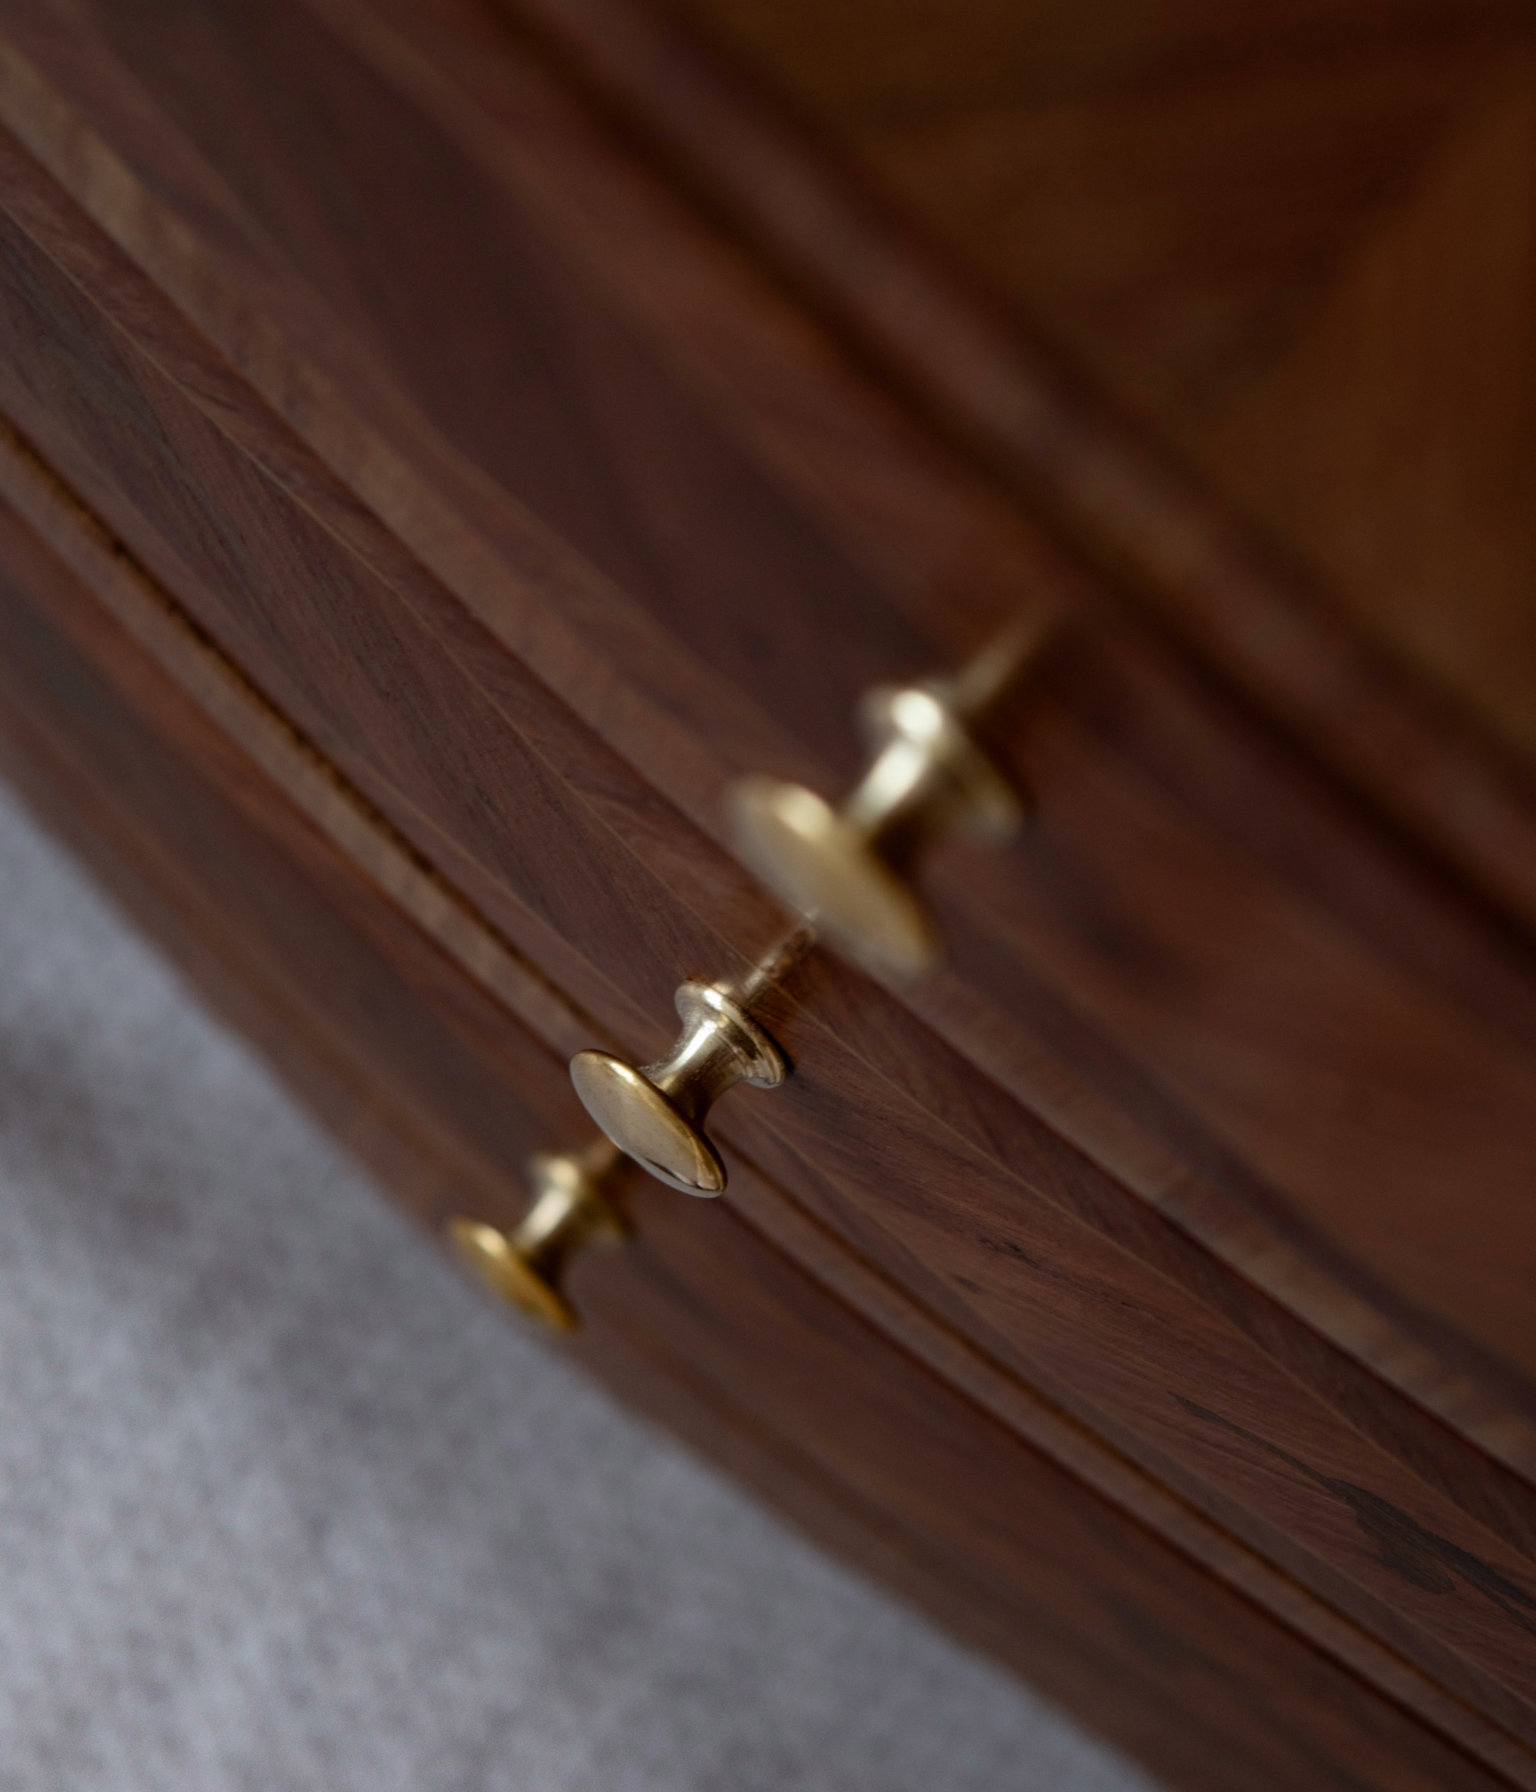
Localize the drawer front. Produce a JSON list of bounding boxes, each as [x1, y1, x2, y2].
[[0, 458, 1517, 1792], [1, 0, 1532, 1416], [3, 0, 1536, 1754]]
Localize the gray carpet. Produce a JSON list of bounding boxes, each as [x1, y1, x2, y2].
[[0, 778, 1160, 1792]]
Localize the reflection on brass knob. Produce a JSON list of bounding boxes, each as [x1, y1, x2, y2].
[[730, 626, 1043, 980], [447, 1147, 623, 1332], [570, 982, 786, 1196]]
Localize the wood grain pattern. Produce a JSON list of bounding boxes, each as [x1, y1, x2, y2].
[[1, 6, 1536, 1740], [1194, 58, 1536, 765], [5, 0, 1536, 1767], [0, 471, 1521, 1792], [614, 0, 1536, 769], [2, 315, 1534, 1770], [581, 1200, 1517, 1792], [34, 0, 1530, 1440], [666, 0, 1518, 423], [505, 0, 1536, 927], [3, 408, 1527, 1782], [658, 0, 1536, 776], [0, 0, 1526, 1431]]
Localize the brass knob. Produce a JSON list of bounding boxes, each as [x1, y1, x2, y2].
[[569, 982, 787, 1196], [447, 1147, 624, 1331], [729, 624, 1043, 980]]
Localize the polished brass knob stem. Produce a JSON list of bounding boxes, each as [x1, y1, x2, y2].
[[730, 680, 1026, 981], [844, 684, 1023, 852], [448, 1145, 623, 1332], [728, 616, 1049, 980], [570, 981, 786, 1196]]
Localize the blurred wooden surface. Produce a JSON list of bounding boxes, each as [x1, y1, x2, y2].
[[666, 0, 1536, 765], [0, 0, 1534, 1785]]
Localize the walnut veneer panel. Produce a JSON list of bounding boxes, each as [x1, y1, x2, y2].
[[668, 0, 1517, 420], [502, 0, 1536, 928], [3, 0, 1536, 1765], [0, 0, 1526, 1399], [0, 455, 1518, 1792], [666, 0, 1536, 765], [1193, 61, 1536, 766]]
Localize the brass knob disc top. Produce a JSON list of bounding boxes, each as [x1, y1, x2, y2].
[[447, 1216, 577, 1332], [570, 1053, 726, 1194], [730, 778, 939, 980], [570, 982, 787, 1196]]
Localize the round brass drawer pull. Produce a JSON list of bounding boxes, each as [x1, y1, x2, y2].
[[729, 624, 1044, 980], [447, 1147, 624, 1331], [570, 981, 786, 1196]]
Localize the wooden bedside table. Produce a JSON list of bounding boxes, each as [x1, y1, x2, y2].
[[0, 4, 1532, 1785]]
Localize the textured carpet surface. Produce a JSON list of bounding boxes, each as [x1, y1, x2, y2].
[[0, 781, 1161, 1792]]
